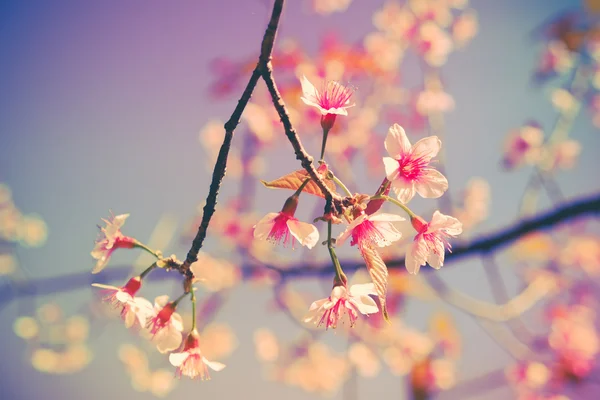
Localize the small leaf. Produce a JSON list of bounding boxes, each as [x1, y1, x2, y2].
[[260, 164, 336, 198], [365, 178, 391, 215], [360, 245, 390, 323]]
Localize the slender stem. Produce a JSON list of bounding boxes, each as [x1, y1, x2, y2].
[[190, 288, 197, 330], [319, 128, 330, 161], [183, 0, 286, 267], [327, 220, 346, 284], [134, 242, 161, 258], [293, 178, 311, 197], [172, 291, 191, 307], [330, 173, 352, 197], [139, 263, 157, 279], [370, 195, 416, 218]]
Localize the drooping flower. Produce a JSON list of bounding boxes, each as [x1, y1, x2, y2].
[[91, 213, 137, 274], [304, 283, 379, 329], [382, 124, 448, 204], [92, 276, 153, 328], [405, 211, 462, 274], [253, 195, 319, 249], [336, 212, 404, 250], [300, 75, 354, 131], [146, 295, 184, 353], [501, 124, 544, 170], [169, 329, 226, 380]]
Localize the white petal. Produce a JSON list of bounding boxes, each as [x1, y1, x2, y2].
[[169, 351, 188, 367], [154, 295, 170, 308], [203, 357, 226, 372], [385, 124, 412, 158], [371, 221, 403, 246], [429, 211, 463, 235], [415, 169, 448, 199], [91, 283, 119, 291], [427, 249, 444, 269], [155, 328, 183, 354], [308, 298, 328, 312], [349, 283, 377, 297], [392, 180, 416, 204], [411, 136, 441, 162], [383, 157, 400, 181], [328, 107, 349, 116], [368, 213, 406, 222], [115, 290, 133, 303], [300, 75, 319, 104], [336, 214, 367, 247], [405, 240, 428, 275], [253, 213, 279, 240], [124, 309, 136, 328], [352, 296, 379, 315], [112, 214, 130, 229], [91, 256, 109, 274], [286, 220, 319, 249], [171, 313, 184, 331]]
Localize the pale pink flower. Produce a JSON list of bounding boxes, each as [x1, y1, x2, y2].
[[502, 124, 544, 170], [300, 75, 354, 116], [406, 211, 462, 274], [304, 283, 379, 329], [146, 295, 184, 353], [336, 212, 404, 250], [253, 195, 319, 249], [92, 276, 153, 328], [91, 213, 137, 274], [382, 124, 448, 204], [169, 329, 226, 380]]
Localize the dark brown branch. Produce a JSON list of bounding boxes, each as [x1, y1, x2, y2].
[[184, 0, 285, 267], [2, 193, 598, 304]]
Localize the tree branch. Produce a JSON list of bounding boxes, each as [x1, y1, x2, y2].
[[2, 193, 598, 305]]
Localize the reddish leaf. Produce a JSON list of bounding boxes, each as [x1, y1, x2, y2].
[[260, 164, 336, 199], [365, 178, 391, 215], [360, 245, 390, 323]]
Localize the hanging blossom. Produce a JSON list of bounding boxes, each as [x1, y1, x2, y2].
[[300, 75, 354, 131], [145, 295, 184, 353], [382, 124, 448, 204], [92, 276, 153, 328], [336, 211, 404, 251], [91, 213, 137, 274], [253, 194, 319, 249], [169, 329, 226, 380], [304, 283, 379, 329], [406, 211, 463, 274]]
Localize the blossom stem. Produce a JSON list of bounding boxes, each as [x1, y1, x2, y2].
[[330, 173, 352, 197], [319, 127, 330, 162], [190, 287, 197, 331], [139, 263, 157, 279], [293, 178, 311, 197], [369, 195, 416, 218], [327, 220, 346, 285], [134, 241, 161, 258], [173, 291, 190, 307]]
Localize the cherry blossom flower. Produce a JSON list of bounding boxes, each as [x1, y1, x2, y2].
[[300, 75, 354, 131], [253, 195, 319, 249], [502, 124, 544, 170], [406, 211, 463, 274], [336, 212, 404, 250], [382, 124, 448, 203], [91, 213, 137, 274], [146, 295, 184, 353], [92, 277, 153, 328], [304, 283, 379, 329], [169, 329, 226, 380]]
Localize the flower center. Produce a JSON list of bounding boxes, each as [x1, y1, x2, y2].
[[267, 213, 295, 247], [397, 154, 428, 181], [351, 219, 387, 248], [317, 81, 353, 111]]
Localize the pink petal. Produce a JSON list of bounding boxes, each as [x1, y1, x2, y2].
[[405, 240, 428, 275], [253, 213, 279, 240], [383, 157, 400, 181], [336, 214, 367, 247], [415, 169, 448, 199], [392, 180, 416, 204], [428, 211, 463, 235], [203, 357, 226, 372], [286, 219, 319, 249], [411, 136, 441, 162], [385, 124, 412, 158], [368, 213, 406, 223], [300, 75, 319, 105], [169, 351, 188, 367]]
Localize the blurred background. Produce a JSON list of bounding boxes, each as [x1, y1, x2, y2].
[[1, 0, 600, 399]]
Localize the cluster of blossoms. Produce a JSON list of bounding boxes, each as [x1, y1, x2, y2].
[[253, 75, 462, 328], [90, 213, 225, 380]]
